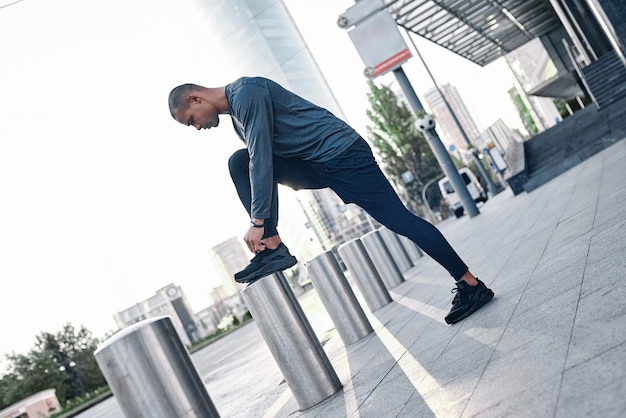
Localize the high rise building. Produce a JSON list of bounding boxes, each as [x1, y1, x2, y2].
[[208, 236, 249, 296], [113, 283, 199, 346], [424, 83, 482, 158], [190, 0, 342, 116]]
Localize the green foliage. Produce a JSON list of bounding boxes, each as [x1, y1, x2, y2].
[[0, 323, 107, 410], [512, 93, 538, 136], [365, 81, 443, 216]]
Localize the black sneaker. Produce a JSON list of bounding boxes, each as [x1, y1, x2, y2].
[[445, 279, 494, 324], [234, 243, 297, 284]]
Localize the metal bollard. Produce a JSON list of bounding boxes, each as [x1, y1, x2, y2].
[[337, 239, 392, 311], [361, 230, 405, 289], [94, 316, 220, 418], [240, 272, 341, 411], [377, 226, 413, 272], [307, 251, 373, 346], [397, 234, 423, 265]]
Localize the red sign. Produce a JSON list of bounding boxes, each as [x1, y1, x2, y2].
[[373, 48, 412, 77]]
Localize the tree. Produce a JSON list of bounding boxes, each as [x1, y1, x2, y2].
[[0, 350, 67, 408], [0, 323, 107, 409], [365, 80, 443, 217]]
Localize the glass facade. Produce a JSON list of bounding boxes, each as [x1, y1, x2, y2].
[[190, 0, 342, 116]]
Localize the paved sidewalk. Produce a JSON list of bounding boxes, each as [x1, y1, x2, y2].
[[265, 138, 626, 417]]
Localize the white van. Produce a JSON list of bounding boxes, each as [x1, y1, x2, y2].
[[438, 167, 488, 218]]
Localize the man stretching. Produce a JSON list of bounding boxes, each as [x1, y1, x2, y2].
[[168, 76, 493, 324]]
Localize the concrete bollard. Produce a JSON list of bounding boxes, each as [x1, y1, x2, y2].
[[397, 234, 423, 265], [337, 239, 392, 311], [240, 272, 341, 411], [377, 226, 413, 272], [94, 316, 220, 418], [361, 230, 405, 289], [307, 251, 373, 346]]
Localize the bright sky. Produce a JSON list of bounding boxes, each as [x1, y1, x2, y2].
[[0, 0, 522, 359]]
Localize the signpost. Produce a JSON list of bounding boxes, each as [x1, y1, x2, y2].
[[338, 0, 480, 218]]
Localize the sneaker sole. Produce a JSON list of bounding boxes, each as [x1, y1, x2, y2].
[[445, 289, 494, 324], [234, 245, 290, 281], [235, 256, 298, 284]]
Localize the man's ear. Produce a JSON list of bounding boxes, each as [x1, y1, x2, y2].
[[187, 95, 202, 105]]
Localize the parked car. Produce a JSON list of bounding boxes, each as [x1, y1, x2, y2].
[[438, 167, 488, 218]]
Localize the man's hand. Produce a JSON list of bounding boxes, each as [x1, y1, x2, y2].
[[244, 220, 265, 253]]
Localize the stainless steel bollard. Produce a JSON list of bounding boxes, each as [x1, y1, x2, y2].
[[94, 316, 220, 418], [337, 239, 392, 311], [361, 230, 405, 289], [397, 234, 423, 265], [240, 272, 341, 411], [307, 251, 373, 346], [377, 226, 413, 272]]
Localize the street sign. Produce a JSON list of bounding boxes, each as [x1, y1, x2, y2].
[[347, 10, 412, 79]]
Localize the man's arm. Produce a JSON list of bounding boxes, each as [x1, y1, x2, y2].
[[233, 82, 274, 252]]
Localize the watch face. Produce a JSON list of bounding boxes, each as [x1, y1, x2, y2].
[[166, 287, 177, 297]]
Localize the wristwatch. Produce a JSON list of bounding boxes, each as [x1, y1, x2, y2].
[[250, 221, 265, 228]]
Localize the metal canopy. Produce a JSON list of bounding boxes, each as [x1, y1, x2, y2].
[[385, 0, 561, 66]]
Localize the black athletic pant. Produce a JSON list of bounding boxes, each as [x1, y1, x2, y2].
[[228, 136, 468, 281]]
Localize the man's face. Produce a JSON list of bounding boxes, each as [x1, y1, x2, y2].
[[174, 97, 220, 130]]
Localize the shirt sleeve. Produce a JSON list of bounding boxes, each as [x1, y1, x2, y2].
[[234, 83, 275, 220]]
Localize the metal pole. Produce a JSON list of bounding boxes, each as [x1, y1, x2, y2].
[[584, 0, 626, 68], [548, 0, 593, 65], [240, 272, 341, 410], [360, 229, 405, 288], [392, 66, 425, 110], [393, 66, 480, 217], [337, 238, 392, 311], [405, 31, 499, 197], [377, 226, 413, 272], [94, 316, 220, 418], [307, 252, 373, 345], [418, 122, 480, 217]]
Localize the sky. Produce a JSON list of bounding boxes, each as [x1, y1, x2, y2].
[[0, 0, 523, 360]]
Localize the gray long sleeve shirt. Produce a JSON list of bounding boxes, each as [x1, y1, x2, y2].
[[225, 77, 360, 219]]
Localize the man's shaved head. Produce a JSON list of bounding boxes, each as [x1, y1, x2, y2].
[[168, 83, 201, 117]]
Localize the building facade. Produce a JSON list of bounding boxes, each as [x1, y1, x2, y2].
[[424, 83, 482, 158], [208, 236, 249, 296], [0, 389, 61, 418], [113, 283, 199, 346]]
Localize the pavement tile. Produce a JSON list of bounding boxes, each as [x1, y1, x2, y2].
[[415, 345, 495, 399], [465, 375, 561, 418], [564, 275, 626, 368], [463, 337, 569, 416], [352, 364, 421, 418], [514, 254, 586, 315], [556, 342, 626, 418], [580, 248, 626, 300], [396, 394, 440, 417], [543, 211, 596, 255], [586, 218, 626, 265], [495, 286, 579, 354]]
